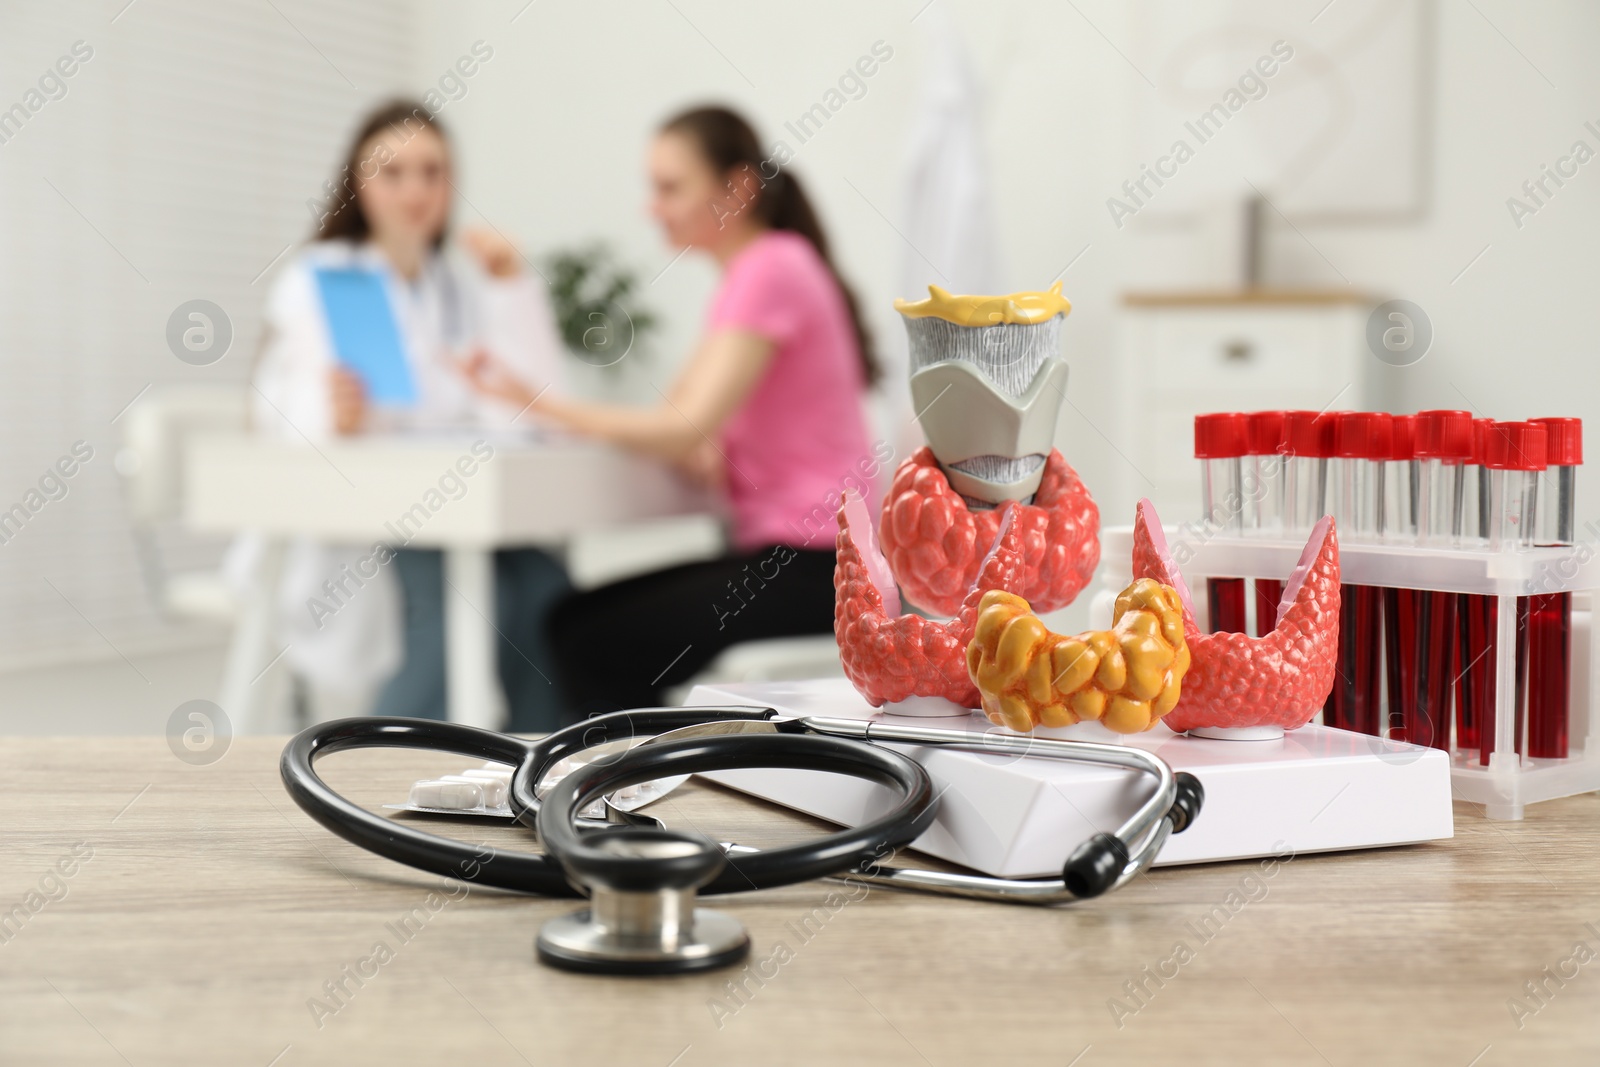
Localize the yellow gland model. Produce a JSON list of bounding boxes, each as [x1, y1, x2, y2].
[[967, 580, 1190, 733]]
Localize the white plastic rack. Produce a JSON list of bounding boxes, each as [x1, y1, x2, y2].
[[1100, 525, 1598, 819]]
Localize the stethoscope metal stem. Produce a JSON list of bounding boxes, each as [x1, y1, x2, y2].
[[588, 883, 695, 944], [534, 828, 751, 975]]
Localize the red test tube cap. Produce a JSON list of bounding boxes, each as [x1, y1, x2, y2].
[[1485, 421, 1548, 471], [1414, 409, 1474, 460], [1472, 418, 1493, 466], [1390, 414, 1417, 461], [1194, 412, 1249, 459], [1531, 417, 1583, 466], [1246, 410, 1287, 456], [1333, 411, 1393, 459], [1283, 410, 1334, 458]]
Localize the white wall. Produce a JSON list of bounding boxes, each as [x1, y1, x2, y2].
[[1122, 0, 1600, 439], [0, 0, 415, 670], [411, 0, 1135, 631], [6, 0, 1587, 668], [413, 0, 1600, 632]]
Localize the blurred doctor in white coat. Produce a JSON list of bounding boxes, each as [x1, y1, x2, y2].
[[245, 99, 568, 730]]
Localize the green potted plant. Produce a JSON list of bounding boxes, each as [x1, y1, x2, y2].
[[544, 245, 658, 369]]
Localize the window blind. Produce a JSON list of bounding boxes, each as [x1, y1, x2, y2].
[[0, 0, 414, 671]]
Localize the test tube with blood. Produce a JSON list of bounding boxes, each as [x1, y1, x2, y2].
[[1415, 410, 1473, 546], [1481, 421, 1547, 767], [1282, 409, 1337, 728], [1325, 412, 1389, 734], [1282, 410, 1333, 534], [1474, 418, 1495, 547], [1194, 412, 1249, 633], [1382, 415, 1419, 740], [1246, 410, 1288, 636], [1411, 410, 1474, 749], [1384, 414, 1421, 545], [1526, 417, 1581, 759], [1456, 418, 1495, 754]]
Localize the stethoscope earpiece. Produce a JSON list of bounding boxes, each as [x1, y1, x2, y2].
[[536, 828, 750, 975], [1063, 833, 1127, 899], [1061, 772, 1205, 899], [1168, 772, 1205, 834]]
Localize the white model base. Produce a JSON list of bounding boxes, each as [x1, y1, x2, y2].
[[881, 695, 971, 717], [1188, 724, 1285, 741], [686, 678, 1454, 878]]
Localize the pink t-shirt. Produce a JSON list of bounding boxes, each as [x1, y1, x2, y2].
[[709, 231, 874, 552]]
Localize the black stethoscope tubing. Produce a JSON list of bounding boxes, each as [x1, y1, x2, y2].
[[509, 706, 785, 831], [536, 732, 938, 893], [280, 709, 937, 898]]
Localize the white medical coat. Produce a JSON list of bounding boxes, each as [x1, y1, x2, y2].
[[233, 239, 564, 696]]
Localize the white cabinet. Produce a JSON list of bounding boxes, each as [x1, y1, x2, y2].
[[1119, 291, 1370, 524]]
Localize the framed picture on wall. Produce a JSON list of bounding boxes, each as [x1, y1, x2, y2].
[[1130, 0, 1434, 222]]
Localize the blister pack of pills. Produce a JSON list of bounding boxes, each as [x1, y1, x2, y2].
[[387, 740, 688, 820]]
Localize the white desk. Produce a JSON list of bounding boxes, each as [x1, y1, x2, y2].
[[184, 433, 715, 730]]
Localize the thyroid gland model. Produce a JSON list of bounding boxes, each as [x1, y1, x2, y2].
[[835, 490, 1191, 731], [831, 285, 1338, 733], [833, 284, 1106, 718]]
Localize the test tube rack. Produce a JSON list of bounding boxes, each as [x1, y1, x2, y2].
[[1099, 525, 1599, 820]]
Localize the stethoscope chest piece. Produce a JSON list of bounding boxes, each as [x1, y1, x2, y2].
[[536, 828, 750, 975]]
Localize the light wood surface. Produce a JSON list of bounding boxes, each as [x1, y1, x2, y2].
[[3, 737, 1598, 1066]]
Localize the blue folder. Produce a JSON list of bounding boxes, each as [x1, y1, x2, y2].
[[314, 267, 417, 404]]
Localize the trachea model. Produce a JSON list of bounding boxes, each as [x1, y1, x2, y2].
[[877, 284, 1100, 616]]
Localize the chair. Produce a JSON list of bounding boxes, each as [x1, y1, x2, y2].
[[116, 386, 305, 731], [116, 385, 250, 621]]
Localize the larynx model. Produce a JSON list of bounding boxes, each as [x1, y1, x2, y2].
[[878, 284, 1099, 616]]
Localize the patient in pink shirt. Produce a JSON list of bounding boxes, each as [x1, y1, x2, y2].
[[711, 229, 878, 552], [462, 106, 883, 715]]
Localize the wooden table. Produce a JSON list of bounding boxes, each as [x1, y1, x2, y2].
[[184, 434, 713, 730], [3, 738, 1598, 1066]]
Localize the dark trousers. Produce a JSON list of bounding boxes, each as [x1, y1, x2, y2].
[[375, 547, 572, 733], [548, 545, 837, 718]]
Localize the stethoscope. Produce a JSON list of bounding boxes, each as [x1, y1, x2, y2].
[[281, 706, 1204, 975]]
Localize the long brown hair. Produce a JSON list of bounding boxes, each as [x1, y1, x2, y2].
[[313, 100, 450, 246], [661, 106, 880, 387]]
